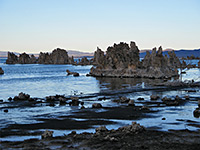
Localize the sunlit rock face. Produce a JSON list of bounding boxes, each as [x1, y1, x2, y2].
[[90, 41, 180, 79]]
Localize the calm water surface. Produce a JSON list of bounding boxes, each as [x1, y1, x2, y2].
[[0, 58, 200, 141]]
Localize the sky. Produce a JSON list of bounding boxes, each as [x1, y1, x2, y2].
[[0, 0, 200, 53]]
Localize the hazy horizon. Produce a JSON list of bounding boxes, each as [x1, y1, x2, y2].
[[0, 0, 200, 53]]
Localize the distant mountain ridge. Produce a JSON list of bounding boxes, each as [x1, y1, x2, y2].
[[0, 49, 199, 58], [0, 50, 93, 58]]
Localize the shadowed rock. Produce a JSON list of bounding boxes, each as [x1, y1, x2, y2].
[[6, 52, 18, 64], [0, 67, 4, 74], [6, 48, 74, 64], [92, 103, 102, 108], [18, 53, 35, 64], [66, 70, 79, 77], [38, 48, 73, 64], [77, 57, 92, 65], [41, 130, 54, 139], [13, 92, 31, 101]]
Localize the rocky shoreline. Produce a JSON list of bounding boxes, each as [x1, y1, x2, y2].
[[1, 81, 200, 149], [1, 123, 200, 150]]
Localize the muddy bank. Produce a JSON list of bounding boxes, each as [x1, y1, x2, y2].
[[1, 123, 200, 150], [0, 106, 154, 138]]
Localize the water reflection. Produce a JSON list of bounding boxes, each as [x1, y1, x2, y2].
[[96, 77, 165, 91]]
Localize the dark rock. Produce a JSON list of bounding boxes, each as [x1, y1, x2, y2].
[[4, 109, 8, 113], [38, 48, 72, 64], [198, 61, 200, 68], [137, 97, 144, 100], [117, 122, 145, 134], [13, 92, 30, 101], [128, 100, 135, 106], [162, 96, 180, 106], [98, 97, 106, 101], [162, 118, 166, 120], [162, 96, 172, 101], [140, 106, 150, 111], [6, 52, 37, 64], [193, 108, 200, 118], [184, 95, 190, 100], [7, 48, 75, 64], [6, 52, 18, 64], [93, 47, 105, 66], [0, 99, 3, 102], [92, 103, 102, 108], [37, 52, 52, 64], [120, 97, 130, 103], [90, 41, 179, 79], [66, 70, 79, 77], [77, 57, 92, 65], [0, 67, 4, 74], [41, 130, 53, 139], [81, 105, 85, 109], [70, 97, 80, 106], [164, 100, 179, 106], [150, 95, 160, 100], [187, 64, 197, 69], [18, 53, 33, 64], [80, 101, 84, 105], [8, 97, 12, 101], [175, 95, 182, 101], [168, 50, 181, 68], [59, 97, 67, 105], [46, 96, 57, 101], [181, 60, 187, 69], [70, 131, 77, 135], [95, 126, 108, 134], [181, 71, 186, 74]]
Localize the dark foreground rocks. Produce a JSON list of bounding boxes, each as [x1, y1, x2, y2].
[[66, 69, 80, 77], [1, 123, 200, 150], [90, 41, 181, 79], [0, 67, 4, 74]]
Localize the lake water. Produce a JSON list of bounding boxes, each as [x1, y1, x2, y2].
[[0, 58, 200, 141]]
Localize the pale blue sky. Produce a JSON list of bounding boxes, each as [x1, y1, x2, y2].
[[0, 0, 199, 53]]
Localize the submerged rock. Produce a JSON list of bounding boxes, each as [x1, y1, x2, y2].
[[0, 67, 4, 74], [150, 95, 160, 100], [92, 103, 102, 108], [89, 41, 180, 79], [193, 108, 200, 118], [13, 92, 30, 101], [41, 130, 54, 139], [66, 70, 79, 77], [128, 100, 135, 106]]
